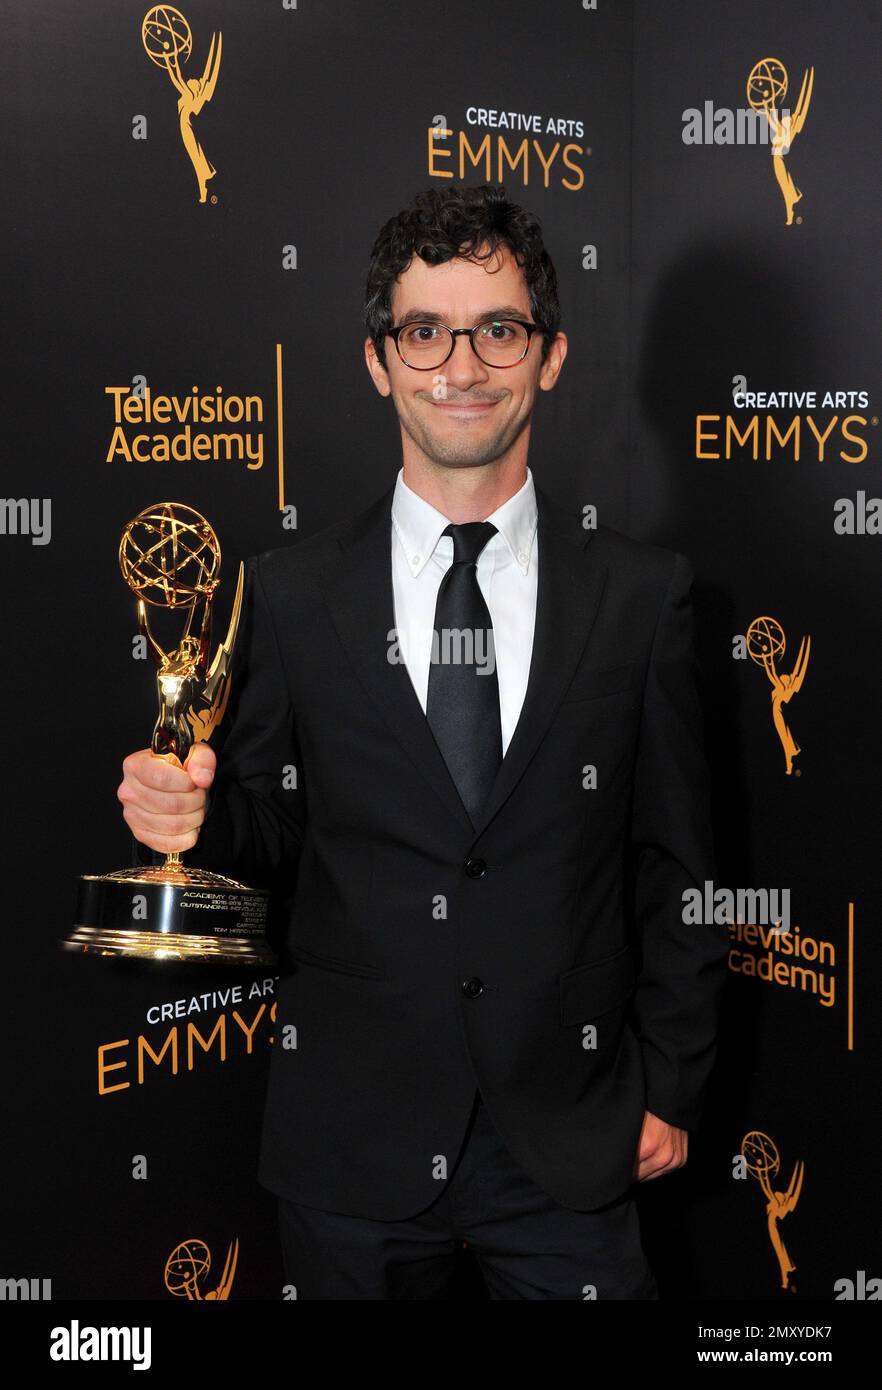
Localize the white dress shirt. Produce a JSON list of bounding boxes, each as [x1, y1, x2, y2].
[[390, 465, 539, 756]]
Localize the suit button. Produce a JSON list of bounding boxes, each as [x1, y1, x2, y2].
[[462, 977, 484, 998], [465, 858, 486, 878]]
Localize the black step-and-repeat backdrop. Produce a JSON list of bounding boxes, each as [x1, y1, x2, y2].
[[2, 0, 879, 1301]]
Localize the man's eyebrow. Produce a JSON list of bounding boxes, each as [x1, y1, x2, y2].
[[393, 305, 530, 327]]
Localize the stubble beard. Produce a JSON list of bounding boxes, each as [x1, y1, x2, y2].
[[398, 392, 526, 471]]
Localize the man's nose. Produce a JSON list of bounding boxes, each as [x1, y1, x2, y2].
[[441, 334, 491, 388]]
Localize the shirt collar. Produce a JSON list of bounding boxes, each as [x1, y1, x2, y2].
[[391, 466, 538, 577]]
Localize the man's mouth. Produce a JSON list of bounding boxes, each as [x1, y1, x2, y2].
[[430, 399, 500, 417]]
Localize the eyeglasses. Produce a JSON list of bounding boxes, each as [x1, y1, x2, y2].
[[387, 318, 545, 370]]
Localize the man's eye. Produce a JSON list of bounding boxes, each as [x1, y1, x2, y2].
[[404, 324, 440, 342], [479, 321, 516, 341]]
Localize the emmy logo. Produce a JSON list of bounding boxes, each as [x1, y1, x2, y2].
[[142, 6, 222, 204], [165, 1238, 238, 1301], [746, 615, 810, 776], [746, 57, 814, 226], [741, 1131, 805, 1290], [62, 502, 274, 964]]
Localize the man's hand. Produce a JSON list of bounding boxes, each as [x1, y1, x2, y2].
[[632, 1110, 688, 1182], [117, 745, 216, 855]]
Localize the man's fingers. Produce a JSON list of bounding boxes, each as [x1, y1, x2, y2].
[[635, 1146, 687, 1182], [117, 774, 204, 817], [184, 742, 216, 788], [117, 747, 212, 855], [122, 803, 206, 837], [122, 749, 197, 793], [125, 824, 202, 855]]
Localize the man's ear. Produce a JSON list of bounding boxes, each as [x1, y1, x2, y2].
[[364, 336, 392, 397], [538, 331, 568, 392]]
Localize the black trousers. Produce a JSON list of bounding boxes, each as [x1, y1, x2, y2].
[[276, 1090, 660, 1300]]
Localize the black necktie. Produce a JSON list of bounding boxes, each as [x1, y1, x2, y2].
[[425, 521, 503, 823]]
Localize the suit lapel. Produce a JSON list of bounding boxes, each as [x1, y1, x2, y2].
[[470, 484, 609, 838], [319, 484, 475, 833], [318, 480, 610, 841]]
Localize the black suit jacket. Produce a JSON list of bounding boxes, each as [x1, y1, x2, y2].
[[137, 481, 728, 1217]]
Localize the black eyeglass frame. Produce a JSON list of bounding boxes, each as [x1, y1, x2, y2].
[[386, 318, 547, 370]]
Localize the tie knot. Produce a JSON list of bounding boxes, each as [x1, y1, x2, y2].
[[443, 521, 497, 566]]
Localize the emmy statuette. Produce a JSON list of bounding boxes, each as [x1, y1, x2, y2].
[[62, 502, 274, 963]]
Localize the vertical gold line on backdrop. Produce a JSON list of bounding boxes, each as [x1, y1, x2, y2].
[[276, 342, 285, 510], [847, 900, 854, 1051]]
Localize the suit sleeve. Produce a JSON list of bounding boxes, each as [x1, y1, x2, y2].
[[626, 551, 728, 1132], [130, 553, 306, 896]]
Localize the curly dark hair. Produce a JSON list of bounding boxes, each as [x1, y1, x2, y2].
[[363, 183, 561, 371]]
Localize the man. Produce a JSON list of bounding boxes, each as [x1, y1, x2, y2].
[[120, 183, 728, 1300]]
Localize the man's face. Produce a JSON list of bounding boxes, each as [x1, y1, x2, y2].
[[366, 243, 565, 471]]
